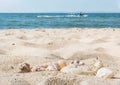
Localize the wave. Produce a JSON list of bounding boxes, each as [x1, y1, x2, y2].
[[37, 15, 88, 18], [82, 15, 88, 17]]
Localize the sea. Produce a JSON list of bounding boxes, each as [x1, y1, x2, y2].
[[0, 13, 120, 29]]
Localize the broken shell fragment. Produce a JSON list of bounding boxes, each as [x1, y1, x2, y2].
[[57, 60, 66, 71], [41, 64, 48, 68], [93, 59, 103, 72], [46, 63, 59, 71], [31, 65, 46, 72]]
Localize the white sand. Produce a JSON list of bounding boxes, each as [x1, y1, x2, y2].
[[0, 28, 120, 85]]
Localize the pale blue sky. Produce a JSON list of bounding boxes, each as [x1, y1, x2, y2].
[[0, 0, 120, 13]]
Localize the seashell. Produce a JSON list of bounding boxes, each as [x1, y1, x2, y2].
[[79, 62, 84, 65], [61, 65, 94, 75], [19, 63, 31, 73], [96, 67, 114, 78], [31, 67, 37, 72], [93, 58, 103, 72], [74, 60, 84, 65], [46, 63, 59, 71], [41, 64, 48, 68], [60, 66, 70, 73], [57, 60, 66, 71], [70, 60, 84, 68], [31, 65, 46, 72]]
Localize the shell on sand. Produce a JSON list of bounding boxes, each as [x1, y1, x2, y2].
[[19, 63, 31, 73], [60, 58, 104, 75], [41, 64, 48, 68], [96, 67, 114, 78], [62, 60, 84, 69], [31, 65, 46, 72], [31, 63, 48, 72], [70, 60, 84, 68], [46, 63, 59, 71], [61, 65, 94, 75], [93, 59, 103, 72], [57, 60, 66, 71]]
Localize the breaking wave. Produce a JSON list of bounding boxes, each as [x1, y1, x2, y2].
[[37, 15, 88, 18]]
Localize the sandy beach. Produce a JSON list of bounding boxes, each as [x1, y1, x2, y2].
[[0, 28, 120, 85]]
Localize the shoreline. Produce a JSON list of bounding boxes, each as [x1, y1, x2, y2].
[[0, 27, 119, 29]]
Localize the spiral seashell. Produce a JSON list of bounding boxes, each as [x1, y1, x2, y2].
[[19, 63, 31, 73], [46, 63, 59, 71], [96, 67, 114, 78]]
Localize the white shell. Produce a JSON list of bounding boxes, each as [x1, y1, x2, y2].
[[46, 63, 59, 71], [96, 67, 114, 78], [93, 60, 103, 72]]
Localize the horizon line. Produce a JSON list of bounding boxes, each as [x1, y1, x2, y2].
[[0, 12, 120, 13]]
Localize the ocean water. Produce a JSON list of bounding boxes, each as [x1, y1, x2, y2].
[[0, 13, 120, 29]]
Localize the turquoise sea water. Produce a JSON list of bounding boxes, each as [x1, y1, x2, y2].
[[0, 13, 120, 29]]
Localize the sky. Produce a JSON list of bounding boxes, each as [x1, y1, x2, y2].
[[0, 0, 120, 13]]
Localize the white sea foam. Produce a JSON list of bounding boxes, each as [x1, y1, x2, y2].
[[83, 15, 88, 17], [37, 15, 87, 18]]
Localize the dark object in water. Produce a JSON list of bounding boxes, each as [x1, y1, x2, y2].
[[79, 13, 84, 16]]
